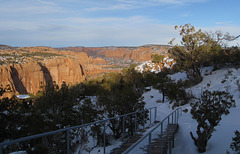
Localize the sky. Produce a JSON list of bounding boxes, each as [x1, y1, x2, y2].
[[0, 0, 240, 47]]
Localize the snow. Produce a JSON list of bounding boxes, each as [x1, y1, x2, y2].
[[16, 94, 30, 99], [116, 66, 240, 153], [172, 67, 240, 154], [135, 57, 175, 73]]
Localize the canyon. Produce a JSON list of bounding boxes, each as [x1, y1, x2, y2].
[[0, 45, 171, 97]]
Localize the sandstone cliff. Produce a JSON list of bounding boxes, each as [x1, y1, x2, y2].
[[0, 47, 101, 96], [0, 57, 86, 95], [66, 45, 171, 62]]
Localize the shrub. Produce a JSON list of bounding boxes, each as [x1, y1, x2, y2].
[[190, 90, 235, 153], [230, 130, 240, 153], [151, 54, 164, 63]]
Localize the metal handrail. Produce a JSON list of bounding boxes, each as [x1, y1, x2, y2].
[[123, 107, 182, 154], [0, 106, 157, 154]]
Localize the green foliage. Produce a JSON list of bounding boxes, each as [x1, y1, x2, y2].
[[190, 90, 235, 153], [168, 80, 192, 108], [142, 71, 189, 106], [225, 47, 240, 67], [230, 130, 240, 152], [97, 68, 147, 139], [151, 54, 164, 63], [34, 82, 84, 128], [169, 24, 234, 84], [153, 72, 173, 102], [82, 79, 100, 95]]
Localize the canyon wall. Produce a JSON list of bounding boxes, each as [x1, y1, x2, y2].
[[0, 45, 171, 96], [0, 57, 86, 95], [66, 45, 170, 62], [0, 47, 106, 96]]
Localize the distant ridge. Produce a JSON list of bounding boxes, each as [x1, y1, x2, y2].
[[0, 44, 18, 50]]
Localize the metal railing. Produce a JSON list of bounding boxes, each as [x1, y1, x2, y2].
[[0, 106, 157, 154], [123, 107, 182, 154]]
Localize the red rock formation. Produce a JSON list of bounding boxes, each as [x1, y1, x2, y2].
[[0, 57, 86, 95], [89, 57, 107, 64], [44, 57, 86, 86], [67, 45, 171, 62]]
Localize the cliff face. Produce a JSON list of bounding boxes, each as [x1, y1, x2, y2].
[[67, 45, 171, 62], [0, 58, 86, 95], [0, 47, 94, 96]]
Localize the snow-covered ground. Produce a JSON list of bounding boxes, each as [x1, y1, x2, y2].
[[172, 67, 240, 154], [86, 66, 240, 154], [140, 66, 240, 154]]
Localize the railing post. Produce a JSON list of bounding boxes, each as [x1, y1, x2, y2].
[[0, 145, 2, 154], [135, 112, 137, 133], [67, 130, 70, 154], [172, 131, 175, 148], [143, 110, 145, 129], [150, 108, 152, 125], [167, 117, 170, 154], [122, 116, 125, 141], [148, 133, 152, 154], [104, 121, 106, 154], [154, 107, 157, 122], [171, 113, 174, 124], [174, 111, 177, 124], [160, 123, 163, 154], [177, 108, 179, 123]]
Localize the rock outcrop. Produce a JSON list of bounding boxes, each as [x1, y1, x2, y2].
[[0, 47, 91, 96], [66, 45, 171, 62], [0, 57, 86, 95]]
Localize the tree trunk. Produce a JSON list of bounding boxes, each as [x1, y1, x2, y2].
[[162, 91, 165, 102], [190, 125, 209, 153]]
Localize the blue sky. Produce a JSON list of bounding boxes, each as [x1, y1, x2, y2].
[[0, 0, 239, 47]]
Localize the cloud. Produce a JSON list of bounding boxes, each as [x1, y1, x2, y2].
[[0, 16, 179, 47], [215, 21, 233, 26], [152, 0, 207, 4], [0, 0, 60, 15], [85, 3, 138, 11], [64, 16, 151, 26], [1, 17, 240, 47], [85, 0, 208, 11]]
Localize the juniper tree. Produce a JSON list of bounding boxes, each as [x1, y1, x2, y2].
[[97, 68, 146, 139], [190, 90, 235, 153], [169, 24, 235, 84]]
